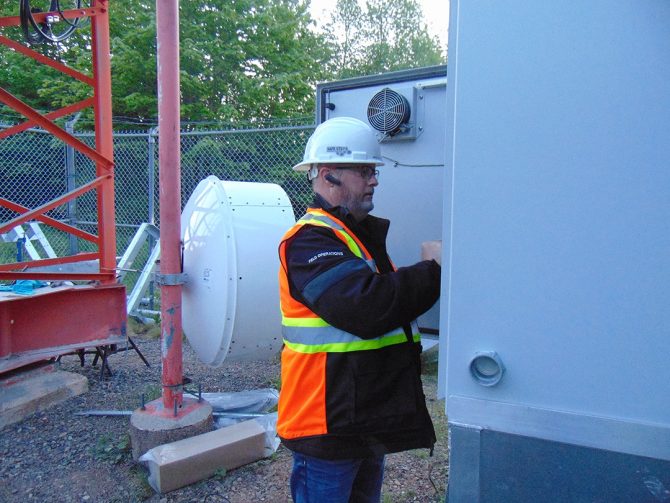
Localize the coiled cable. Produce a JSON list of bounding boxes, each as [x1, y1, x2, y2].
[[19, 0, 83, 44]]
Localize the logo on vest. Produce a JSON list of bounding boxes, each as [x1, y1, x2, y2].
[[308, 251, 344, 263]]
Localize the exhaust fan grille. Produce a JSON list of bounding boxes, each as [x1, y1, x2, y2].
[[367, 87, 411, 135]]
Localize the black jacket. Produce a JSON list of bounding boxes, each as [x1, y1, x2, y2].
[[279, 195, 441, 459]]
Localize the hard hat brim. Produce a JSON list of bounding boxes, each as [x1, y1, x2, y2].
[[292, 159, 385, 172], [292, 161, 311, 172]]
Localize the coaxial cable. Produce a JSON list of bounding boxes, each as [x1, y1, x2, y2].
[[19, 0, 83, 44]]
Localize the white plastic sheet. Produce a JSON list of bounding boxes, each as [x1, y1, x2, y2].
[[203, 388, 279, 454]]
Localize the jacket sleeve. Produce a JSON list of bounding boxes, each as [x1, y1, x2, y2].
[[284, 225, 441, 339]]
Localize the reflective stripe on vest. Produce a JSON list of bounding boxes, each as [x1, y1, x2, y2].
[[280, 208, 419, 354], [282, 320, 421, 353]]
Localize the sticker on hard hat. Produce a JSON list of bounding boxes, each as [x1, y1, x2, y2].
[[326, 146, 351, 156]]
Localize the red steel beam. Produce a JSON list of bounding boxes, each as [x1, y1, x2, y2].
[[0, 284, 126, 374], [0, 272, 113, 281], [0, 198, 99, 243], [0, 97, 95, 139], [0, 89, 112, 169], [0, 176, 108, 235], [0, 252, 101, 273], [0, 34, 94, 86], [90, 0, 116, 281]]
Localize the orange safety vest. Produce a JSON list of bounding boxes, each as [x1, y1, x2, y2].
[[277, 208, 420, 439]]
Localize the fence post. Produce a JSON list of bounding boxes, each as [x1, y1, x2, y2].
[[65, 114, 81, 255], [148, 127, 158, 225], [147, 127, 158, 311]]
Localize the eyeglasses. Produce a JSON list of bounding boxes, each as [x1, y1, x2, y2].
[[335, 165, 380, 180]]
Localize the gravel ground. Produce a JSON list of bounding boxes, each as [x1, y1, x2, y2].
[[0, 328, 448, 502]]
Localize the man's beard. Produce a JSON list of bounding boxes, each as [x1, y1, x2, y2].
[[343, 198, 374, 221]]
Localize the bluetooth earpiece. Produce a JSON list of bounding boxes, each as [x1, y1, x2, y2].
[[325, 173, 342, 186]]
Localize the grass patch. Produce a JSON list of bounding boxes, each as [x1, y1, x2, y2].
[[128, 317, 161, 339], [91, 433, 131, 464], [128, 464, 155, 500], [142, 383, 162, 403], [118, 383, 162, 411]]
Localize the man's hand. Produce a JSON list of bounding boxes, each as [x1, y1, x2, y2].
[[421, 240, 442, 265]]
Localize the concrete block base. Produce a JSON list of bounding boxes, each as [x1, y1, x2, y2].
[[129, 396, 213, 460], [0, 363, 89, 429]]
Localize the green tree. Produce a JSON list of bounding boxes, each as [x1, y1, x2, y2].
[[1, 0, 332, 125], [108, 2, 158, 123], [176, 0, 331, 122], [324, 0, 363, 74], [325, 0, 445, 79]]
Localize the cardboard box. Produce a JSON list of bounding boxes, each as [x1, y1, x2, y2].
[[140, 419, 267, 493]]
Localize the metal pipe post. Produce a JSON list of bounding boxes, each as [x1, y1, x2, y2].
[[90, 0, 116, 280], [156, 0, 183, 410]]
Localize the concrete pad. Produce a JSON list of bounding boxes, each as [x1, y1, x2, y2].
[[0, 363, 88, 429], [129, 396, 213, 460]]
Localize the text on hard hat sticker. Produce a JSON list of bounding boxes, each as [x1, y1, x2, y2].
[[326, 146, 352, 156]]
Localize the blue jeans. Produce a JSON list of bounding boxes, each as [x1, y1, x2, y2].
[[290, 452, 385, 503]]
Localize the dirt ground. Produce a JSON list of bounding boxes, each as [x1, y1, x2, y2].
[[0, 327, 448, 502]]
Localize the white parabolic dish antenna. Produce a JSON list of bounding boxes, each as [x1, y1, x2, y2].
[[181, 176, 296, 366]]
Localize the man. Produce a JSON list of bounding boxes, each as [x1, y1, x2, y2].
[[277, 117, 441, 503]]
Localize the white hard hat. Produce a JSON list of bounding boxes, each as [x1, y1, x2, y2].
[[293, 117, 384, 172]]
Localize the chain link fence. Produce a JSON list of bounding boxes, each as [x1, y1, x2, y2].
[[1, 120, 315, 298]]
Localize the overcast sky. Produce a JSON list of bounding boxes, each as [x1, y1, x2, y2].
[[309, 0, 450, 51]]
